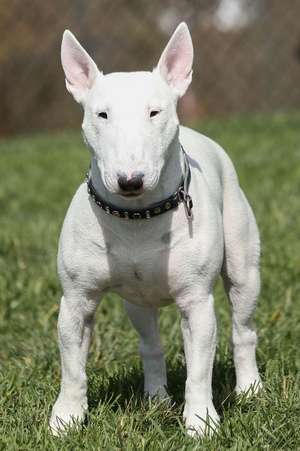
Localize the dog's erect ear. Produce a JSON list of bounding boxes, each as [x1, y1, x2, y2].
[[156, 22, 193, 97], [61, 30, 100, 103]]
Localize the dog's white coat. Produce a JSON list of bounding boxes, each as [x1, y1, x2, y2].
[[50, 23, 261, 436]]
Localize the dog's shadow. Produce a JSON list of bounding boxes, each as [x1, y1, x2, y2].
[[87, 366, 145, 412], [87, 356, 237, 417]]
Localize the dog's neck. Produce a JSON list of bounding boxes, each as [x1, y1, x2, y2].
[[90, 137, 184, 211]]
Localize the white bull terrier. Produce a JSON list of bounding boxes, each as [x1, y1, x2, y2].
[[50, 22, 261, 437]]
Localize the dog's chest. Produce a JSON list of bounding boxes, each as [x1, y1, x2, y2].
[[101, 221, 190, 306]]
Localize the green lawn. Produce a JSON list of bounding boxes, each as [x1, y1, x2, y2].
[[0, 113, 300, 450]]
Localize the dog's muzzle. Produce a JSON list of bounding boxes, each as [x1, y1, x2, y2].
[[86, 146, 193, 220]]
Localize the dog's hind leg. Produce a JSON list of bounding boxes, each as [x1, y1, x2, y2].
[[124, 301, 168, 400], [50, 293, 98, 435], [222, 184, 261, 395]]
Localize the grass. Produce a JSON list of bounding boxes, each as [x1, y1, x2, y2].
[[0, 112, 300, 450]]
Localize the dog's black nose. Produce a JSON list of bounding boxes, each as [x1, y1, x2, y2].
[[118, 171, 144, 192]]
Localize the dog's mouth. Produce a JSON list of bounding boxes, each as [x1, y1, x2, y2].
[[118, 189, 144, 199]]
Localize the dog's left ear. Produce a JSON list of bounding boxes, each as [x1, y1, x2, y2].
[[156, 22, 193, 97]]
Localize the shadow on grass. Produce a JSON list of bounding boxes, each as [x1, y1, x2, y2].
[[88, 366, 145, 412], [213, 357, 236, 414], [87, 356, 238, 418]]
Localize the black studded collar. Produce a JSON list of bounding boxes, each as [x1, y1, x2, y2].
[[86, 146, 193, 220]]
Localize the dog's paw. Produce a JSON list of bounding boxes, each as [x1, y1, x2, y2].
[[145, 385, 171, 404], [183, 403, 220, 438], [235, 375, 262, 396], [49, 398, 87, 436]]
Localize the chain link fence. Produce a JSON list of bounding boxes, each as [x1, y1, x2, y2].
[[1, 0, 300, 135]]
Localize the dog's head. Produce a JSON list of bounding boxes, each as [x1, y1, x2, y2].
[[61, 23, 193, 198]]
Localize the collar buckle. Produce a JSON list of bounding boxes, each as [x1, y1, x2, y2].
[[179, 187, 193, 219]]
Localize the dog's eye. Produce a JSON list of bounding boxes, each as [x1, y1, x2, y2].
[[97, 112, 108, 119], [150, 110, 160, 118]]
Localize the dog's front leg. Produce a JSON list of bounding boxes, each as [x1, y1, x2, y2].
[[50, 293, 98, 435], [178, 293, 219, 437]]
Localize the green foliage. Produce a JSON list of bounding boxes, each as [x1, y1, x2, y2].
[[1, 113, 300, 449]]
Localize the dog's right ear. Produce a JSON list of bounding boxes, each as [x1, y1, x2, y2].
[[61, 30, 100, 104]]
